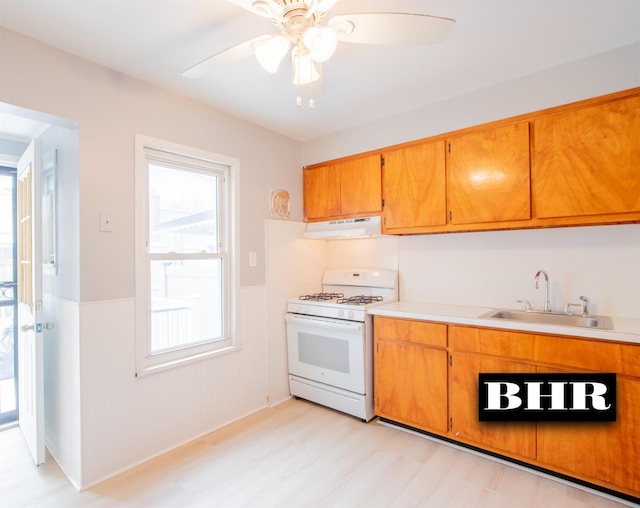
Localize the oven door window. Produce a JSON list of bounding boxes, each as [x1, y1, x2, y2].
[[286, 317, 366, 394], [298, 333, 350, 374]]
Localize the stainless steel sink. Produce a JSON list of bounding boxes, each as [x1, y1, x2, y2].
[[480, 309, 613, 330]]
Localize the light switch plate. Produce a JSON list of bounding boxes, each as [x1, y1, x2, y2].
[[100, 211, 113, 232]]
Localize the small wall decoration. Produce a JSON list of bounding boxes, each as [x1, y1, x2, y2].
[[270, 189, 290, 220]]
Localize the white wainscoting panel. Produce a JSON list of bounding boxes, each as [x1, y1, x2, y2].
[[43, 295, 82, 489], [78, 286, 269, 488]]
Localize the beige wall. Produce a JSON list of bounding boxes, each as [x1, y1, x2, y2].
[[310, 42, 640, 321], [1, 27, 303, 297], [1, 27, 303, 488]]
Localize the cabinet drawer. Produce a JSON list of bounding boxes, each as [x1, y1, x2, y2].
[[451, 325, 640, 377], [534, 335, 631, 375], [449, 326, 536, 360], [374, 317, 447, 348]]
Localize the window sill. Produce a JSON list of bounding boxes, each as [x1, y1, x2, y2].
[[135, 343, 242, 378]]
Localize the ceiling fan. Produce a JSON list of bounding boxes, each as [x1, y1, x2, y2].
[[182, 0, 455, 107]]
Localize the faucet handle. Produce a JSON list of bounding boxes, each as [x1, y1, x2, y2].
[[564, 302, 581, 316], [516, 299, 532, 312], [579, 296, 590, 316]]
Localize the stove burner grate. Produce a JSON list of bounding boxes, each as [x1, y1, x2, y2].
[[336, 295, 384, 306], [299, 292, 344, 301]]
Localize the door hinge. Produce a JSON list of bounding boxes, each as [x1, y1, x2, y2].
[[449, 210, 452, 221], [36, 300, 42, 311], [449, 355, 452, 366], [381, 198, 385, 208], [381, 156, 385, 166], [450, 417, 453, 430], [448, 143, 451, 153], [376, 343, 379, 352]]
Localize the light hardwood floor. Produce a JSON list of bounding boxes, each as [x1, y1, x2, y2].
[[0, 398, 635, 507]]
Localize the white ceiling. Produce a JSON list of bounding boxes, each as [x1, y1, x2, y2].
[[0, 0, 638, 141]]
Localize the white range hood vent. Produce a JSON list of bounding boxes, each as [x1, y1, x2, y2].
[[304, 216, 382, 240]]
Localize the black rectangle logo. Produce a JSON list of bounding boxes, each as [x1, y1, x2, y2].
[[479, 373, 616, 422]]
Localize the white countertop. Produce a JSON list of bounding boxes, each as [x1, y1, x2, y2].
[[368, 301, 640, 345]]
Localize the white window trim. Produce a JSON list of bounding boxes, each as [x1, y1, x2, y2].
[[134, 134, 240, 377]]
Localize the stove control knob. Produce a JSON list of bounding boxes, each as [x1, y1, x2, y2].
[[302, 305, 309, 313], [338, 309, 344, 317], [348, 311, 355, 319]]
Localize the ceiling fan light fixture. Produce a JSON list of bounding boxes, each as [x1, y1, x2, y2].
[[252, 0, 285, 21], [255, 35, 290, 73], [302, 26, 337, 62], [314, 0, 339, 12], [292, 45, 320, 85]]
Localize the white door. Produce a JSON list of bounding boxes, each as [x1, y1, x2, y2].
[[17, 140, 45, 465]]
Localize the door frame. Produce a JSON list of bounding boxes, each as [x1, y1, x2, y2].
[[0, 164, 18, 426]]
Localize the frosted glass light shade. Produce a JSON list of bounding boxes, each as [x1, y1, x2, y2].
[[255, 35, 290, 73], [292, 46, 320, 85], [302, 26, 337, 62]]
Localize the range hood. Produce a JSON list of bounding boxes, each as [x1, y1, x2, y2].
[[304, 216, 382, 240]]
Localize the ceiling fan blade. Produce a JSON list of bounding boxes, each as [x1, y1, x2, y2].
[[182, 34, 271, 79], [328, 12, 455, 45], [225, 0, 262, 15]]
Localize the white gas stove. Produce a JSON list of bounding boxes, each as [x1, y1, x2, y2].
[[285, 269, 398, 421], [287, 269, 398, 322]]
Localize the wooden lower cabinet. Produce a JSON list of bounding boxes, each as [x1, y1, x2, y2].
[[449, 351, 536, 459], [537, 368, 640, 493], [374, 318, 640, 499], [374, 317, 448, 433], [376, 341, 448, 432]]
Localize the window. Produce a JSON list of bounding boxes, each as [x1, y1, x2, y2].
[[135, 135, 238, 375]]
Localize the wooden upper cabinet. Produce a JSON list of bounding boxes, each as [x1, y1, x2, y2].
[[339, 154, 382, 216], [447, 122, 531, 225], [303, 164, 341, 220], [533, 95, 640, 219], [303, 154, 381, 221], [382, 140, 446, 230]]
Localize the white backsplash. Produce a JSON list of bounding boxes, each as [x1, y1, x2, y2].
[[328, 224, 640, 320]]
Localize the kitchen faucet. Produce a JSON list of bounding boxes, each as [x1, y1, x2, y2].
[[533, 270, 551, 312]]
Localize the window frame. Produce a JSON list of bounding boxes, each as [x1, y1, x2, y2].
[[134, 134, 240, 376]]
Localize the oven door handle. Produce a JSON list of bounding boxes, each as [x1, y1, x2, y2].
[[285, 313, 363, 332]]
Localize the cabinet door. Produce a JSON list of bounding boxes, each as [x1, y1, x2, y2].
[[450, 352, 536, 459], [533, 95, 640, 219], [538, 367, 640, 493], [303, 164, 341, 220], [382, 141, 446, 229], [339, 154, 382, 216], [447, 122, 531, 224], [376, 340, 448, 433]]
